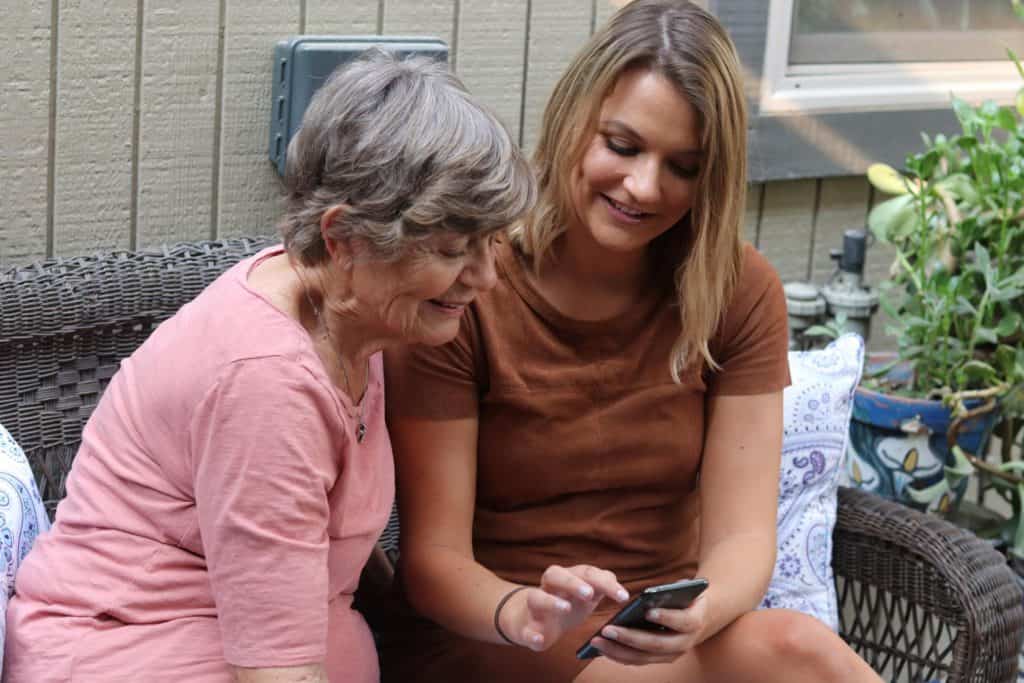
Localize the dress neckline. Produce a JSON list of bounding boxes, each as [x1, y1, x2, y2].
[[495, 238, 669, 338]]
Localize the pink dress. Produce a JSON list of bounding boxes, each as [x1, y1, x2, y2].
[[4, 246, 394, 682]]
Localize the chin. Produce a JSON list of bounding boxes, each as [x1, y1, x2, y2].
[[589, 226, 655, 254], [414, 322, 462, 347]]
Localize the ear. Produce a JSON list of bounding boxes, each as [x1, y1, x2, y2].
[[320, 204, 352, 265]]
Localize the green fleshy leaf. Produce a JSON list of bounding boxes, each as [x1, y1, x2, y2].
[[975, 244, 994, 286], [997, 106, 1019, 132], [960, 359, 998, 382], [997, 313, 1022, 338], [992, 287, 1024, 303], [973, 327, 1000, 346], [1010, 47, 1024, 77], [955, 296, 978, 315], [936, 173, 979, 202], [953, 97, 978, 131], [868, 194, 917, 243]]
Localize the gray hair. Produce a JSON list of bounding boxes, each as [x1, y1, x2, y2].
[[280, 48, 536, 265]]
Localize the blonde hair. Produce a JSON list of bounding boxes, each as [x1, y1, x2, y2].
[[512, 0, 747, 382]]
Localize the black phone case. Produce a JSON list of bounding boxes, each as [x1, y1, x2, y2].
[[575, 579, 708, 660]]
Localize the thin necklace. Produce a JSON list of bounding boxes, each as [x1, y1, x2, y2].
[[300, 285, 367, 444]]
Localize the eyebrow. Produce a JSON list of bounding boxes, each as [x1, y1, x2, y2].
[[602, 119, 703, 159]]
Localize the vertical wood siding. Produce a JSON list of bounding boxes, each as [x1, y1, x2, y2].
[[52, 0, 138, 257], [1, 0, 892, 347], [3, 2, 52, 265], [305, 0, 380, 34], [216, 0, 299, 238], [136, 0, 221, 247], [455, 0, 529, 139]]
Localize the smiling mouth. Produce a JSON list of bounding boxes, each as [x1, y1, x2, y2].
[[602, 194, 651, 219], [428, 299, 468, 311]]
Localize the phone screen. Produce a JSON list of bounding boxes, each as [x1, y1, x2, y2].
[[575, 578, 708, 660]]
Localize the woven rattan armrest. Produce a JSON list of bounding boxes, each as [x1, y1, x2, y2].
[[834, 485, 1024, 682]]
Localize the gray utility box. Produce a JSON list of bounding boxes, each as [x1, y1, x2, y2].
[[269, 35, 448, 176]]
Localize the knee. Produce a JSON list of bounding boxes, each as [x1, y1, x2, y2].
[[739, 610, 860, 679]]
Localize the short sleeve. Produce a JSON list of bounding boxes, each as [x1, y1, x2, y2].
[[189, 356, 341, 668], [384, 310, 485, 420], [706, 245, 791, 396]]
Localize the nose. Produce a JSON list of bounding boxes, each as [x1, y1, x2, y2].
[[623, 157, 661, 204], [460, 237, 498, 292]]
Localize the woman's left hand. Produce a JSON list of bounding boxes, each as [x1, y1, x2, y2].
[[585, 594, 709, 665]]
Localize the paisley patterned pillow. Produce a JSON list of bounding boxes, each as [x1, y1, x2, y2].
[[0, 423, 50, 677], [758, 334, 865, 631], [0, 424, 50, 592]]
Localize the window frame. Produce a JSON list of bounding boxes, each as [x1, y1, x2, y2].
[[710, 0, 1022, 181]]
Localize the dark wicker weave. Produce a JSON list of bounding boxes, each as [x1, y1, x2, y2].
[[1, 239, 1022, 681], [835, 486, 1024, 682]]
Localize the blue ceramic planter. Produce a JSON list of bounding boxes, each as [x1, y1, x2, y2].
[[846, 360, 1001, 513]]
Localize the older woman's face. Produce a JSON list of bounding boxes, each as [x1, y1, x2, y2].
[[349, 232, 498, 346], [569, 68, 702, 256]]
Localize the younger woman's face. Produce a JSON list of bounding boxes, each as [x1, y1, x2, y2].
[[569, 68, 702, 256]]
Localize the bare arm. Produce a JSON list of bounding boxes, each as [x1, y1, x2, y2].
[[391, 414, 507, 640], [694, 390, 783, 639], [581, 390, 783, 663], [391, 412, 628, 650], [231, 664, 327, 683]]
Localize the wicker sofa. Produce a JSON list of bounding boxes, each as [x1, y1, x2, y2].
[[1, 238, 1021, 682]]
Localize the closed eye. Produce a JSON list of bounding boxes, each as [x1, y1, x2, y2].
[[605, 137, 638, 156], [669, 162, 700, 179]]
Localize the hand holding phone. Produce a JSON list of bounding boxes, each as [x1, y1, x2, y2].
[[575, 577, 709, 660]]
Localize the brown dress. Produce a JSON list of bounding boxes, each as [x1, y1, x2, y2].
[[376, 240, 790, 682]]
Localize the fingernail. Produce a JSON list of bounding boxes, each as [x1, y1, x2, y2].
[[602, 627, 618, 640], [616, 589, 629, 601], [556, 599, 571, 611], [647, 609, 660, 620], [578, 585, 593, 598]]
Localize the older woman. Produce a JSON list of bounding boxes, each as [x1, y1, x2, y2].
[[4, 50, 535, 683]]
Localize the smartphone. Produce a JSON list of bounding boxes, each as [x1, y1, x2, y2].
[[575, 577, 709, 660]]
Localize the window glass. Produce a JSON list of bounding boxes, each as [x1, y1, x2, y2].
[[790, 0, 1024, 64]]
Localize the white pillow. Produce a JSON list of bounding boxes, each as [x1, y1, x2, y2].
[[758, 333, 865, 631]]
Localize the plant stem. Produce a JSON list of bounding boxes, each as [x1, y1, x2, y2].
[[965, 452, 1024, 485]]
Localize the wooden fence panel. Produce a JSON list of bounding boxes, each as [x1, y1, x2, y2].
[[216, 0, 299, 239], [809, 176, 871, 284], [455, 0, 529, 142], [756, 179, 817, 283], [136, 0, 221, 247], [744, 183, 764, 246], [519, 0, 593, 151], [2, 1, 52, 266], [52, 0, 138, 257]]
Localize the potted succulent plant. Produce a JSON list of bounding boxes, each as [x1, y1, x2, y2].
[[847, 51, 1024, 561]]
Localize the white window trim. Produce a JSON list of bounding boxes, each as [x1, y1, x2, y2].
[[759, 0, 1022, 116]]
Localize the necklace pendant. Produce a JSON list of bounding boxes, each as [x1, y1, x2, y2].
[[356, 421, 367, 443]]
